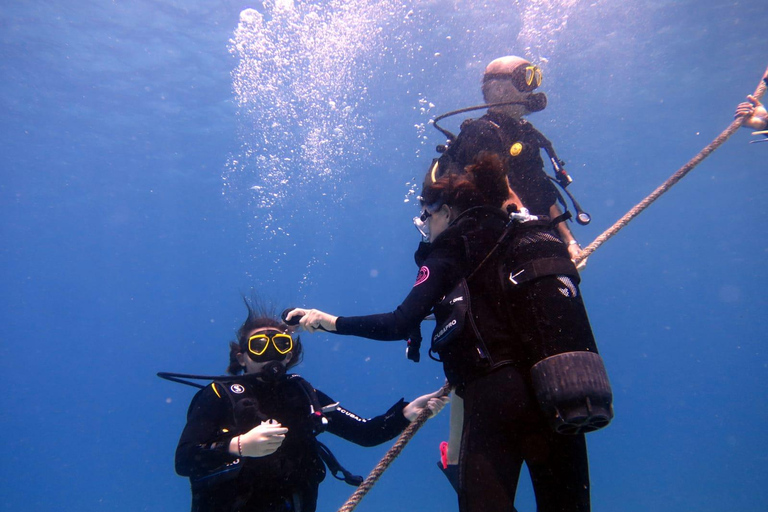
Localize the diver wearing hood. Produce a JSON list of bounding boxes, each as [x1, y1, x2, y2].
[[174, 300, 448, 512], [432, 56, 585, 260]]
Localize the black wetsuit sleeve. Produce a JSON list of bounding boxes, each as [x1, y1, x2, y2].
[[317, 389, 411, 447], [335, 249, 461, 340], [175, 384, 237, 477]]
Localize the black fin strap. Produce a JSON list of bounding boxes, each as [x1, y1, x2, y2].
[[316, 441, 364, 487]]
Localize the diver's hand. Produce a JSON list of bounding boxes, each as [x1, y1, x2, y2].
[[286, 308, 338, 333], [404, 389, 450, 421], [735, 95, 768, 130], [230, 420, 288, 458], [566, 241, 582, 261], [567, 241, 588, 270]]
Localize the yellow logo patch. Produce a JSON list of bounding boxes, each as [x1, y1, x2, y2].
[[509, 142, 523, 157]]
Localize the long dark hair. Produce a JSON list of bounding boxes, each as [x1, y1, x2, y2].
[[421, 152, 509, 213], [227, 297, 304, 375]]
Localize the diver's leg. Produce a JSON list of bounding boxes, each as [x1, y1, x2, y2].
[[525, 430, 590, 512], [512, 275, 593, 511], [458, 367, 527, 512]]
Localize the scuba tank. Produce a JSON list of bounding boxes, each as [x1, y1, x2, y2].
[[426, 207, 613, 435], [530, 351, 613, 435]]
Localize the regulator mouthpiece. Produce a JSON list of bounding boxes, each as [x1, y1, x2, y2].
[[526, 92, 547, 112], [259, 361, 286, 383]]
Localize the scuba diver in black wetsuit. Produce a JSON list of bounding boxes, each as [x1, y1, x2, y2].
[[287, 152, 612, 512], [430, 55, 590, 262], [172, 301, 448, 512]]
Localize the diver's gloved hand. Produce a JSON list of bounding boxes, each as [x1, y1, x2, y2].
[[403, 389, 450, 421], [230, 420, 288, 458], [735, 95, 768, 131], [285, 308, 338, 333]]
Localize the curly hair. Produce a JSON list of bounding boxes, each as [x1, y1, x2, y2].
[[227, 297, 304, 375], [421, 152, 509, 213]]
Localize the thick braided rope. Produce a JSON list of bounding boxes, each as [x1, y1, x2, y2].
[[575, 66, 768, 266], [336, 382, 452, 512]]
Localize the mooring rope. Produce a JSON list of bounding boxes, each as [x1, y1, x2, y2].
[[336, 382, 452, 512], [574, 65, 768, 267], [335, 66, 767, 512]]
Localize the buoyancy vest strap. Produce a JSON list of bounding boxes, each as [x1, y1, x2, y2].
[[550, 210, 572, 225], [463, 207, 561, 284], [290, 376, 323, 414], [288, 376, 364, 487], [464, 212, 512, 283], [507, 257, 580, 287]]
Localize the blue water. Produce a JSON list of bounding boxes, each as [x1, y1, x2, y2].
[[1, 1, 766, 511]]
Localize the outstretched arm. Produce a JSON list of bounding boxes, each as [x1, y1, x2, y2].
[[287, 248, 460, 341], [321, 387, 448, 447], [286, 308, 337, 333]]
